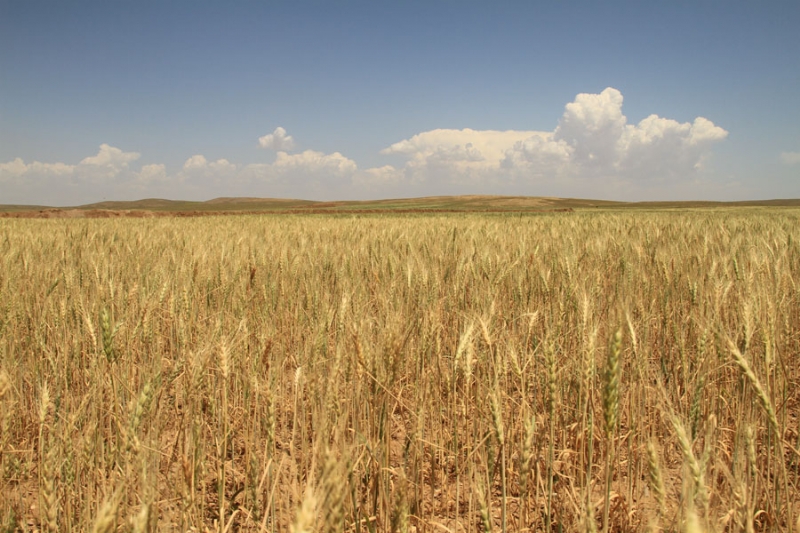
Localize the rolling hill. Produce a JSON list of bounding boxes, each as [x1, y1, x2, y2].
[[1, 195, 799, 217]]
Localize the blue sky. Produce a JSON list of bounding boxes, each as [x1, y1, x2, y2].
[[1, 1, 799, 205]]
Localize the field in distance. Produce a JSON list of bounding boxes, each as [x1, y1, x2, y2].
[[2, 194, 800, 217]]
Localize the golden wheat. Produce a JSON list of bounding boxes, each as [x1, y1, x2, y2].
[[0, 209, 798, 531]]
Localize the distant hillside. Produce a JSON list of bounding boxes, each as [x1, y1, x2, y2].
[[2, 195, 799, 216], [624, 198, 800, 208], [76, 197, 316, 211], [0, 204, 51, 212]]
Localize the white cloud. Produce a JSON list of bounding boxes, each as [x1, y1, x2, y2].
[[76, 144, 140, 182], [781, 152, 800, 165], [379, 128, 566, 184], [0, 144, 141, 185], [547, 89, 728, 181], [554, 87, 627, 169], [353, 165, 405, 186], [209, 159, 237, 173], [237, 163, 274, 182], [136, 163, 168, 185], [0, 158, 27, 181], [687, 117, 730, 145], [180, 155, 236, 173], [80, 143, 140, 169], [259, 127, 295, 151], [0, 158, 75, 183], [382, 87, 728, 187], [500, 134, 574, 178], [273, 150, 357, 176], [381, 128, 536, 161], [182, 154, 209, 170], [615, 115, 728, 179], [178, 155, 238, 185], [168, 149, 358, 194], [380, 128, 539, 183], [2, 89, 732, 203]]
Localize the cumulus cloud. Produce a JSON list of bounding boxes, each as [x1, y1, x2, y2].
[[273, 150, 357, 176], [500, 134, 574, 178], [167, 149, 358, 193], [80, 143, 140, 169], [0, 144, 140, 185], [0, 158, 26, 182], [136, 163, 168, 185], [553, 87, 626, 169], [353, 165, 405, 187], [380, 128, 539, 183], [381, 128, 535, 161], [0, 158, 75, 183], [781, 152, 800, 165], [2, 89, 731, 203], [76, 144, 140, 181], [180, 155, 236, 175], [258, 127, 295, 151], [161, 149, 358, 201], [551, 88, 728, 180], [182, 154, 209, 170], [177, 155, 238, 186], [236, 163, 273, 182], [380, 87, 728, 187], [615, 115, 728, 178], [1, 141, 358, 204]]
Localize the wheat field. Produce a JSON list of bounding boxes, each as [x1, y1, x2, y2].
[[0, 210, 798, 532]]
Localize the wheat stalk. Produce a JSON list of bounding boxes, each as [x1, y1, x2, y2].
[[646, 439, 666, 523], [602, 329, 622, 533], [290, 484, 318, 533], [91, 488, 122, 533], [489, 387, 507, 532], [727, 341, 779, 435]]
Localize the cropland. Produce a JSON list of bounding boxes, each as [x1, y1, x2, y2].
[[0, 205, 799, 531]]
